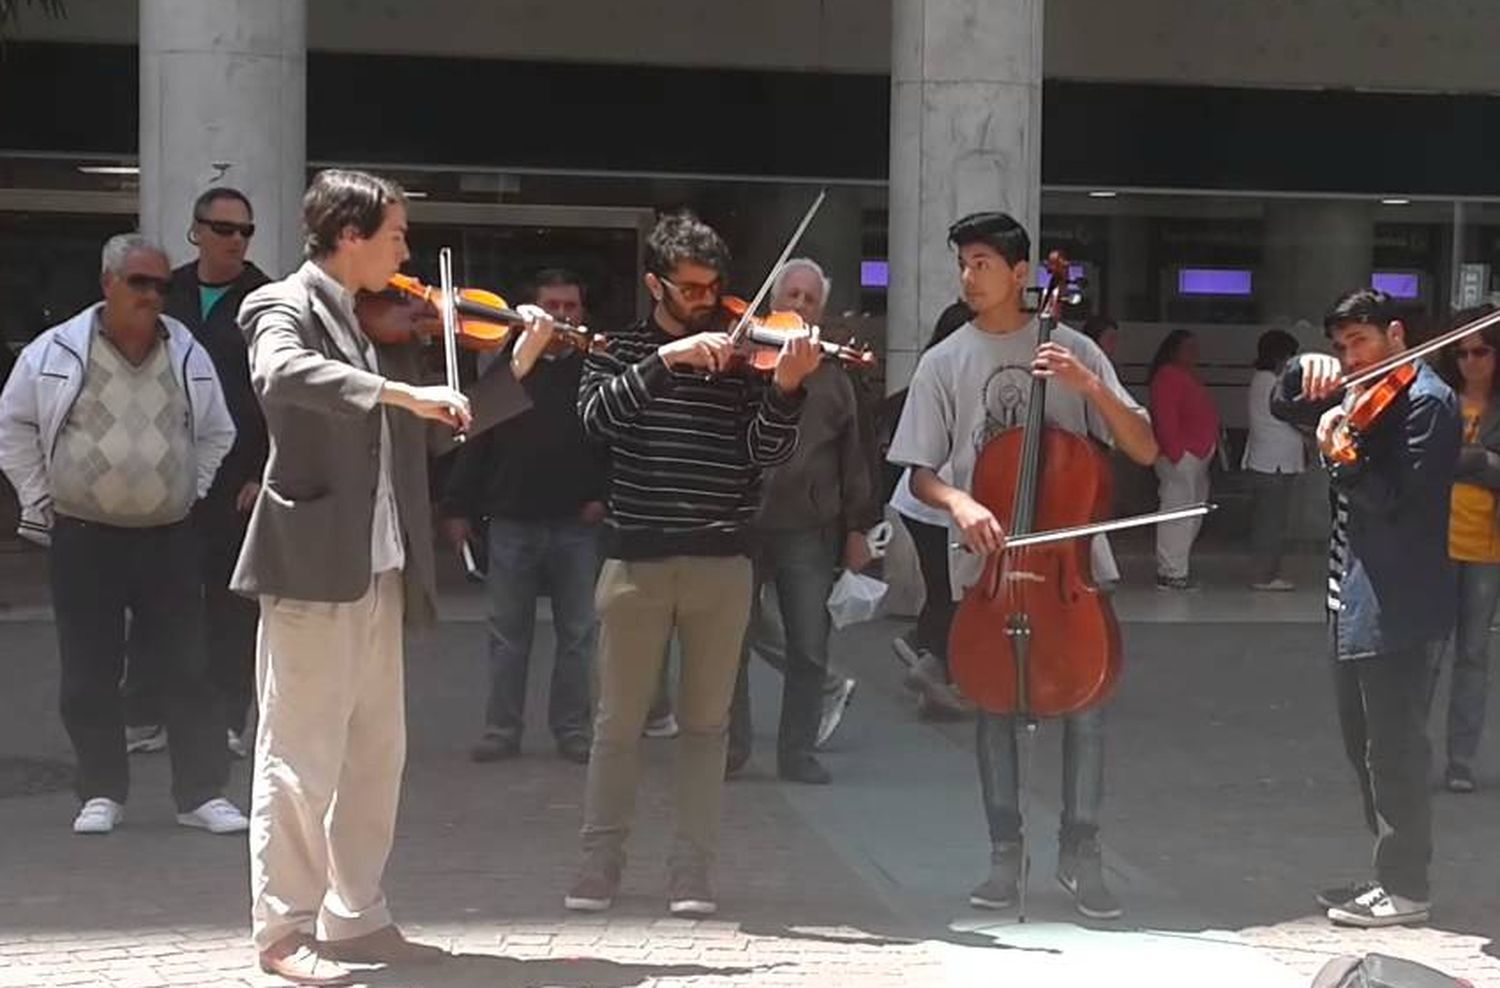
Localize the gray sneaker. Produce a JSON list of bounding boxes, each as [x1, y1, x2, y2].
[[564, 854, 622, 912], [1056, 833, 1123, 919], [969, 841, 1024, 910], [668, 863, 717, 917]]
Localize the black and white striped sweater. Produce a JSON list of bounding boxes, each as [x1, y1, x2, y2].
[[577, 318, 804, 560]]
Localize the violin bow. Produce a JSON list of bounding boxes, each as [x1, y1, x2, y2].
[[726, 188, 828, 346], [436, 246, 466, 443]]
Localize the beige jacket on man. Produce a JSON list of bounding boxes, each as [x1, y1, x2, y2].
[[230, 262, 530, 624]]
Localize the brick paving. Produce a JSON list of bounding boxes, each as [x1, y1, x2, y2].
[[1, 553, 1498, 987]]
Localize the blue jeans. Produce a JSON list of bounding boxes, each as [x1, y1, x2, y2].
[[728, 525, 842, 760], [977, 707, 1106, 845], [482, 517, 599, 742], [1434, 561, 1500, 770]]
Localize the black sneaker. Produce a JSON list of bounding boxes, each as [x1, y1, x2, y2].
[[777, 752, 831, 785], [1445, 763, 1476, 793], [1315, 879, 1380, 910], [1155, 575, 1201, 592], [969, 841, 1024, 910], [1057, 834, 1123, 920], [556, 734, 591, 765], [1326, 883, 1430, 928], [470, 731, 520, 763]]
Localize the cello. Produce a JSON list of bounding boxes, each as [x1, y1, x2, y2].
[[947, 251, 1123, 719]]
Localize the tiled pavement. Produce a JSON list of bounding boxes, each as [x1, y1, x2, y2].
[[1, 548, 1498, 987]]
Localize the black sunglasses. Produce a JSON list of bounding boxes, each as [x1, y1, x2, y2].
[[197, 218, 256, 238], [124, 273, 171, 296]]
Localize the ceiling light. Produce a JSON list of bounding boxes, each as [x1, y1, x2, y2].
[[1088, 190, 1117, 198], [1381, 198, 1411, 206], [405, 190, 429, 199], [77, 165, 139, 176]]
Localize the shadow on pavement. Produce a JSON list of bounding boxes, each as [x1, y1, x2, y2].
[[358, 952, 765, 988]]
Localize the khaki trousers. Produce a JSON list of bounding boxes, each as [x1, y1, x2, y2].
[[582, 556, 752, 871], [249, 571, 405, 951]]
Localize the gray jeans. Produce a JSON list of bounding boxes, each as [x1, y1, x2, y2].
[[977, 706, 1105, 845], [1432, 561, 1500, 770]]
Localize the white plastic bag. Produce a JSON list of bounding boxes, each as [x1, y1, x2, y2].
[[826, 569, 889, 629]]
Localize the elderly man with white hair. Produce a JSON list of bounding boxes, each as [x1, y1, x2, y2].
[[0, 233, 246, 836], [726, 257, 877, 783]]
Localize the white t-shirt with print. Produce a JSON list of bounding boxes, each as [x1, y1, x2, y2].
[[886, 319, 1147, 598]]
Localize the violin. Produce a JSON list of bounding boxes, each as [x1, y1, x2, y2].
[[715, 295, 876, 373], [1320, 305, 1500, 465], [354, 274, 605, 356], [946, 251, 1121, 720]]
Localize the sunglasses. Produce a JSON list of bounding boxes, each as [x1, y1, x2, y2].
[[124, 273, 171, 297], [658, 275, 722, 303], [197, 218, 256, 238], [1457, 345, 1495, 359]]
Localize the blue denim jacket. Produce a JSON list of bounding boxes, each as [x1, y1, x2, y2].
[[1272, 360, 1460, 658]]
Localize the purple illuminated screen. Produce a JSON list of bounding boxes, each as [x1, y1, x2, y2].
[[1034, 263, 1087, 287], [860, 260, 889, 288], [1371, 272, 1420, 299], [1177, 268, 1253, 296]]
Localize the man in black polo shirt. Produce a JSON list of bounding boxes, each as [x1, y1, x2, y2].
[[443, 269, 605, 765]]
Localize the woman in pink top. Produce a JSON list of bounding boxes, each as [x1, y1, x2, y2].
[[1148, 330, 1220, 589]]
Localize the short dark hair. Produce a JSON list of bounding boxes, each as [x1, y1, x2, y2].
[[192, 186, 253, 221], [1081, 313, 1118, 343], [1323, 288, 1399, 338], [302, 169, 406, 260], [531, 267, 586, 304], [645, 210, 730, 279], [946, 212, 1031, 267], [927, 300, 973, 351], [1253, 329, 1300, 371]]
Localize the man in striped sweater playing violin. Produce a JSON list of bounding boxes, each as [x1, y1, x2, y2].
[[564, 211, 819, 918]]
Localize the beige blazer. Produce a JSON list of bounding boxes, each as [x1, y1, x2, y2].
[[230, 264, 530, 624]]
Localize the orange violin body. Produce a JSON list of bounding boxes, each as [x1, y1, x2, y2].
[[354, 274, 605, 355], [1323, 362, 1417, 466], [716, 295, 876, 373]]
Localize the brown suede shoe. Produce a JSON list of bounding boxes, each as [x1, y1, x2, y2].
[[321, 924, 447, 966], [258, 933, 353, 987]]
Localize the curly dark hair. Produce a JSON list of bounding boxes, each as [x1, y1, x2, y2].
[[302, 169, 406, 260], [645, 210, 730, 279]]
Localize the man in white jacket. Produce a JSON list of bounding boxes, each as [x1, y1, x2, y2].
[[0, 233, 247, 837]]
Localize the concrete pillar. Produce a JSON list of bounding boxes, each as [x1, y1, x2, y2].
[[1261, 200, 1374, 543], [1262, 200, 1374, 330], [140, 0, 306, 275], [887, 0, 1043, 391]]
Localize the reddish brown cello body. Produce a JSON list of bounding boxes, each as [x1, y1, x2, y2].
[[946, 253, 1123, 719]]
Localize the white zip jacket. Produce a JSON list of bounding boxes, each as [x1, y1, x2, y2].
[[0, 303, 236, 545]]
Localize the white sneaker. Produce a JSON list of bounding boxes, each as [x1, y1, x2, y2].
[[125, 724, 166, 754], [816, 678, 857, 749], [73, 797, 124, 834], [177, 797, 249, 834], [643, 713, 680, 739], [1251, 578, 1296, 592], [226, 729, 249, 760]]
